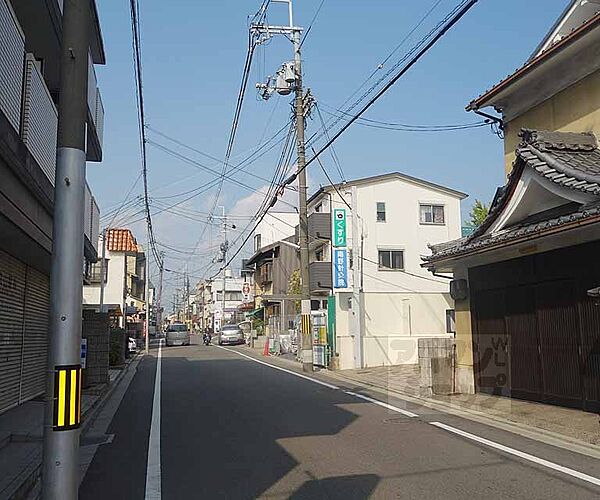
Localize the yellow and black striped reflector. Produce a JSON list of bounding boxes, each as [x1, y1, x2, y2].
[[52, 365, 82, 431], [301, 314, 311, 336]]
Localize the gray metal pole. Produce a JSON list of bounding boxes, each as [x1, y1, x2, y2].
[[293, 28, 313, 372], [99, 227, 107, 313], [42, 0, 90, 498]]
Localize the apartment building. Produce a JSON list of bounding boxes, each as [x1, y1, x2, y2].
[[83, 229, 149, 333], [306, 173, 466, 370], [0, 0, 105, 414]]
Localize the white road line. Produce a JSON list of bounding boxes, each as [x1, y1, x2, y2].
[[430, 422, 600, 487], [145, 340, 162, 499], [216, 345, 339, 390], [344, 390, 419, 418]]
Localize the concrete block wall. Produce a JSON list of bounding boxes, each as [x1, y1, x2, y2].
[[82, 310, 110, 387], [418, 337, 454, 397]]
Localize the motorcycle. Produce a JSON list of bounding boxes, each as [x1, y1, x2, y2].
[[203, 332, 212, 346]]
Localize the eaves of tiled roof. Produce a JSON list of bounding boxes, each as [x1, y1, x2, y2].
[[106, 228, 138, 252], [424, 129, 600, 264], [467, 12, 600, 112]]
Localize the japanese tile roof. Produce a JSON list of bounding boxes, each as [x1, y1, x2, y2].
[[467, 11, 600, 112], [424, 129, 600, 264], [106, 228, 139, 252]]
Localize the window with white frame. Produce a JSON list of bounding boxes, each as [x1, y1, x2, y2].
[[378, 249, 404, 270], [254, 234, 262, 252], [420, 204, 445, 225], [376, 202, 386, 222]]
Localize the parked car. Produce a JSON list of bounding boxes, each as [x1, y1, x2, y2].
[[166, 323, 191, 347], [128, 337, 137, 354], [218, 324, 245, 345]]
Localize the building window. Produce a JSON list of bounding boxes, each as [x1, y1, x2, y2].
[[89, 259, 108, 284], [376, 202, 386, 222], [226, 291, 243, 301], [420, 204, 445, 225], [378, 250, 404, 270], [446, 309, 456, 334], [315, 246, 324, 262], [254, 234, 262, 252]]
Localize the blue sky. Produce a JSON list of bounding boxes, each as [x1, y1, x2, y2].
[[88, 0, 569, 293]]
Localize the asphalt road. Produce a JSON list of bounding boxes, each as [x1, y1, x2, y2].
[[79, 338, 600, 499]]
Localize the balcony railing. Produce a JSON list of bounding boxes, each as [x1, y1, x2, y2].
[[0, 0, 25, 133], [84, 182, 100, 255], [22, 54, 58, 186], [86, 53, 104, 161]]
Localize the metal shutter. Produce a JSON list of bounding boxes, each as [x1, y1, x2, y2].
[[0, 0, 25, 132], [20, 266, 49, 402], [0, 250, 26, 413]]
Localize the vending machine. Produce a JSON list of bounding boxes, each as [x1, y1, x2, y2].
[[311, 311, 327, 367]]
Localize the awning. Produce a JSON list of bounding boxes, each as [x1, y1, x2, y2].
[[245, 307, 264, 320]]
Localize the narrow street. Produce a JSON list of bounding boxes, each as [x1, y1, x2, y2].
[[79, 338, 600, 499]]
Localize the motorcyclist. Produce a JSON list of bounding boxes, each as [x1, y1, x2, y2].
[[203, 329, 212, 345]]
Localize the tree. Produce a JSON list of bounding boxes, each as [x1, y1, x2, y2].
[[469, 199, 489, 227], [288, 269, 301, 313]]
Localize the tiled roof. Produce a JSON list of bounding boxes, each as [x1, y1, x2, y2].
[[424, 129, 600, 264], [516, 129, 600, 195], [467, 12, 600, 112], [425, 201, 600, 262], [106, 228, 138, 252]]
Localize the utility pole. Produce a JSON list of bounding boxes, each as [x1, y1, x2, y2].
[[156, 252, 164, 332], [351, 186, 364, 369], [144, 243, 150, 355], [251, 0, 313, 371], [99, 227, 107, 313], [42, 0, 90, 498], [292, 20, 313, 373], [220, 207, 228, 330]]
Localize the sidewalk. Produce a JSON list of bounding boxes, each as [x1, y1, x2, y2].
[[247, 346, 600, 454], [0, 357, 137, 500]]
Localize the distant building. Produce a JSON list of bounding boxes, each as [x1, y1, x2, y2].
[[253, 212, 298, 252], [83, 229, 150, 335]]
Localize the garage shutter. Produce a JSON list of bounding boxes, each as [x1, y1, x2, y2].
[[0, 250, 26, 413], [20, 266, 49, 402]]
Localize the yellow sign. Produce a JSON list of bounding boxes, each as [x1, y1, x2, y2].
[[53, 365, 82, 431]]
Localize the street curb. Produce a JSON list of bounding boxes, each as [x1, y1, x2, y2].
[[81, 353, 141, 434], [236, 346, 600, 460], [324, 370, 600, 460], [19, 354, 143, 500]]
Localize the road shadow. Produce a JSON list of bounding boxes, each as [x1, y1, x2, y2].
[[158, 349, 381, 499]]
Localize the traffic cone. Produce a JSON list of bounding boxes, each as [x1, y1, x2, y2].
[[263, 337, 270, 356]]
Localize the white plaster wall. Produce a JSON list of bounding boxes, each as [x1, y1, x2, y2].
[[254, 212, 299, 249]]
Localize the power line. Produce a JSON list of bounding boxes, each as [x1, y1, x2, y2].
[[214, 0, 480, 276], [129, 0, 162, 267], [299, 0, 326, 48]]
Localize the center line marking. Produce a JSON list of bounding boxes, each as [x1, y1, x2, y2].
[[430, 421, 600, 487], [145, 340, 162, 499], [344, 390, 419, 418]]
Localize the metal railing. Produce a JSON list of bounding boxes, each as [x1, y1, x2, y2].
[[0, 0, 25, 133], [22, 54, 58, 185]]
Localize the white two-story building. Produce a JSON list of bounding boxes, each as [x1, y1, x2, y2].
[[307, 172, 466, 370]]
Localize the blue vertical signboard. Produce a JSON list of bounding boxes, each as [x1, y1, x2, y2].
[[333, 249, 348, 288]]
